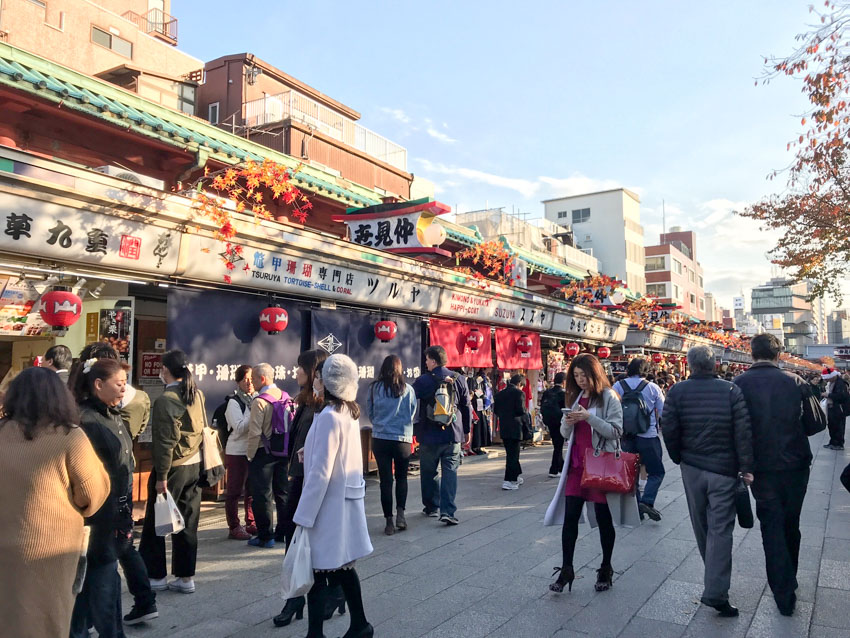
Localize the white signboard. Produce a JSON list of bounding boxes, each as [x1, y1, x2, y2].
[[624, 329, 686, 352], [346, 212, 424, 249], [733, 297, 745, 310], [551, 311, 629, 343], [182, 236, 441, 314], [0, 192, 178, 274], [436, 288, 554, 330]]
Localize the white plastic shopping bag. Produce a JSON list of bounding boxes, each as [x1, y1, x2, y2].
[[154, 489, 185, 537], [820, 398, 829, 417], [281, 526, 314, 599]]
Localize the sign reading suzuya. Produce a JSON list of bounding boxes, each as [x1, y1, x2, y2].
[[336, 197, 451, 256]]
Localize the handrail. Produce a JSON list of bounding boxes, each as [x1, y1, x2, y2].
[[122, 8, 178, 44]]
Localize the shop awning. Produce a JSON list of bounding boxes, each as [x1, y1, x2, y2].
[[429, 318, 492, 368], [495, 327, 542, 370]]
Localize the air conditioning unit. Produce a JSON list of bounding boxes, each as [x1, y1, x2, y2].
[[94, 166, 165, 191]]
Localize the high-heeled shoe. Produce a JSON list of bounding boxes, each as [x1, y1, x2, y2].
[[322, 591, 346, 620], [273, 596, 305, 627], [595, 565, 614, 592], [340, 623, 374, 638], [549, 565, 574, 593]]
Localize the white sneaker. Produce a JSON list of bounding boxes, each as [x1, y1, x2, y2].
[[517, 476, 524, 485], [502, 481, 519, 490], [548, 472, 562, 478], [149, 577, 168, 591], [167, 578, 195, 594]]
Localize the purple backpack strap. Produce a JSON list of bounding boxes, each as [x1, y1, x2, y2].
[[257, 393, 278, 454]]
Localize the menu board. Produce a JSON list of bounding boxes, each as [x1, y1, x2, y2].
[[0, 279, 53, 337]]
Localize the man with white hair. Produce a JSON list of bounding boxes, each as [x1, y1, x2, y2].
[[245, 362, 287, 548], [822, 367, 848, 450], [661, 345, 754, 618]]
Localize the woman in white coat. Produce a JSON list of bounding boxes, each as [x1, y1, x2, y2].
[[543, 353, 640, 594], [293, 353, 373, 638]]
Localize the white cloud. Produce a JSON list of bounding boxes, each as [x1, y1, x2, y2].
[[416, 159, 540, 198], [425, 126, 456, 144], [380, 107, 411, 124]]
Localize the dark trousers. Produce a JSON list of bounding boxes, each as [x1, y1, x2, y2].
[[503, 438, 522, 482], [372, 437, 412, 517], [117, 535, 155, 608], [471, 410, 491, 452], [545, 420, 564, 475], [249, 449, 289, 541], [306, 568, 369, 637], [621, 435, 665, 507], [828, 409, 846, 446], [225, 453, 255, 530], [139, 463, 202, 579], [751, 468, 809, 605], [280, 475, 303, 551], [69, 560, 124, 638]]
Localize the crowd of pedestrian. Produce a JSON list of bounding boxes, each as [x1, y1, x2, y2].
[[0, 333, 848, 637]]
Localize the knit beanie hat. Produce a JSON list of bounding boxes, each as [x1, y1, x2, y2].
[[322, 354, 359, 402]]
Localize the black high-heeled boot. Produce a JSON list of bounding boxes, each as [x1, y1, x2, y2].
[[595, 565, 614, 592], [341, 623, 374, 638], [273, 596, 305, 627], [323, 588, 346, 620], [549, 566, 575, 593]]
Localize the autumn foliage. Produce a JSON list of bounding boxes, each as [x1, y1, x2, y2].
[[455, 240, 518, 288], [741, 1, 850, 301]]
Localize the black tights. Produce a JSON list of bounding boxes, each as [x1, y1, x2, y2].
[[561, 496, 615, 568], [307, 568, 369, 637]]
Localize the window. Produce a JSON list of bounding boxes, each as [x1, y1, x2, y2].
[[91, 26, 133, 59], [672, 284, 681, 300], [26, 0, 46, 7], [699, 298, 705, 311], [690, 293, 697, 305], [672, 258, 683, 275], [572, 208, 590, 224], [646, 283, 667, 298], [689, 269, 695, 283], [557, 210, 569, 220], [177, 83, 196, 115], [208, 102, 220, 125], [699, 275, 704, 288], [645, 256, 666, 271]]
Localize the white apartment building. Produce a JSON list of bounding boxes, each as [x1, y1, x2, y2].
[[542, 188, 646, 294]]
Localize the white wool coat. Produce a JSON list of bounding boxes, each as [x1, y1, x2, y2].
[[293, 404, 373, 570], [543, 387, 641, 529]]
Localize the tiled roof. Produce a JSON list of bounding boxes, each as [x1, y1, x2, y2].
[[0, 42, 381, 207]]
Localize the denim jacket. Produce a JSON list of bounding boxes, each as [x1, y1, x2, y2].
[[367, 382, 417, 443]]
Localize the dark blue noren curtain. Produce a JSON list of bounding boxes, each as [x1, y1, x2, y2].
[[310, 309, 423, 425], [167, 288, 305, 417]]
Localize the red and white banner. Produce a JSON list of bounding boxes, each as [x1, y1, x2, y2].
[[429, 318, 493, 368], [495, 328, 542, 370]]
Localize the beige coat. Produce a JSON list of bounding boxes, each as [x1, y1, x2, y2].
[[0, 422, 110, 638], [543, 387, 641, 528]]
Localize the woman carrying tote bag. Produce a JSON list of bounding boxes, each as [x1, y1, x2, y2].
[[543, 353, 640, 594]]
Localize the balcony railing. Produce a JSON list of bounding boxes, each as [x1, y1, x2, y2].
[[243, 90, 407, 172], [122, 8, 178, 45]]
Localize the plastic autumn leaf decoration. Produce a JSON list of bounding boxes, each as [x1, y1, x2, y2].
[[181, 160, 312, 280], [741, 1, 850, 302], [455, 240, 518, 289]]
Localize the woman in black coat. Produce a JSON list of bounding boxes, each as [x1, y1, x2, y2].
[[493, 374, 528, 490]]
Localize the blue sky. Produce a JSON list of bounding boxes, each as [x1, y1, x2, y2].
[[178, 0, 838, 309]]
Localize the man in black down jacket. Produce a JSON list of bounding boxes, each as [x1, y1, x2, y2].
[[662, 345, 754, 618], [733, 333, 823, 616], [493, 374, 527, 490]]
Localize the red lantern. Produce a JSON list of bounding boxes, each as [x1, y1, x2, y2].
[[566, 342, 580, 357], [259, 305, 288, 334], [38, 289, 82, 328], [668, 354, 679, 364], [651, 352, 664, 364], [516, 334, 534, 355], [597, 346, 611, 359], [374, 319, 397, 342], [466, 328, 485, 351]]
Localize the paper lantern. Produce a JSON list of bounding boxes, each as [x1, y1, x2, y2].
[[566, 342, 580, 357], [668, 354, 679, 364], [597, 346, 611, 359], [516, 334, 534, 355], [38, 289, 82, 328], [651, 352, 664, 364], [610, 291, 626, 305], [374, 319, 397, 342], [466, 328, 485, 351], [259, 305, 288, 334]]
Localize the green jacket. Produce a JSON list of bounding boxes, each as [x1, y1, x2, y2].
[[120, 385, 151, 439], [151, 388, 206, 477]]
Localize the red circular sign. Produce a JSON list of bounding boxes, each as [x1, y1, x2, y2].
[[375, 320, 397, 342], [39, 289, 82, 328]]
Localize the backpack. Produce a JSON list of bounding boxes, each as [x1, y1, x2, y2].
[[540, 387, 564, 425], [424, 372, 459, 429], [211, 392, 245, 449], [617, 380, 652, 435], [258, 392, 296, 457]]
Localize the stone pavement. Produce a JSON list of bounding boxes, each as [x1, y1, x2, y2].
[[121, 430, 850, 638]]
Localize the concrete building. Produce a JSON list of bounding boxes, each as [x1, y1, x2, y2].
[[828, 310, 850, 345], [704, 292, 719, 322], [751, 278, 827, 355], [542, 188, 646, 294], [0, 0, 202, 111], [644, 227, 705, 320]]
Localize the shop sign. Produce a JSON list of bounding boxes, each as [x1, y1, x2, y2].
[[0, 192, 179, 274], [551, 311, 628, 343], [624, 329, 685, 351], [436, 289, 554, 330], [139, 352, 163, 379], [835, 346, 850, 360], [0, 278, 53, 336], [341, 198, 450, 255], [99, 308, 132, 365], [183, 237, 441, 314]]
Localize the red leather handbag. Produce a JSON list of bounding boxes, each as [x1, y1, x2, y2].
[[580, 439, 640, 494]]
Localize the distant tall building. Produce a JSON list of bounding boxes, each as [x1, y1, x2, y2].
[[828, 310, 850, 344], [542, 188, 646, 294], [750, 278, 827, 355], [704, 292, 721, 323], [644, 227, 705, 320]]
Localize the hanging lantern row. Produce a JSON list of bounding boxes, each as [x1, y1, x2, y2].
[[39, 288, 82, 328], [466, 327, 485, 351], [597, 346, 611, 359], [259, 305, 288, 335], [374, 319, 397, 342]]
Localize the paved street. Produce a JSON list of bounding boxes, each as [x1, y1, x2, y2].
[[122, 429, 850, 638]]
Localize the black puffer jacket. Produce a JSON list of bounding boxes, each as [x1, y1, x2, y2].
[[661, 374, 754, 477], [733, 362, 814, 473]]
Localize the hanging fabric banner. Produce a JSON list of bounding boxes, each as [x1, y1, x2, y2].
[[429, 318, 492, 368], [495, 327, 542, 370]]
